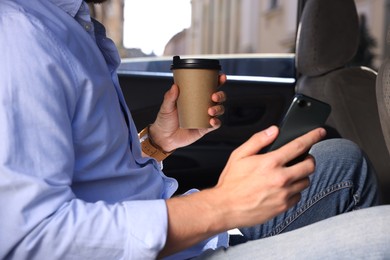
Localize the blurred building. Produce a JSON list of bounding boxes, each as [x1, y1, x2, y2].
[[89, 0, 127, 57], [182, 0, 298, 54], [92, 0, 390, 67], [164, 0, 390, 68]]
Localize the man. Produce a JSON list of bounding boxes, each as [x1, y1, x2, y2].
[[0, 0, 389, 259]]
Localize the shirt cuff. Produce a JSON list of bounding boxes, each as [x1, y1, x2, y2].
[[123, 199, 168, 259]]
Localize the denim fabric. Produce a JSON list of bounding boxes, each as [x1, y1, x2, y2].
[[238, 138, 380, 242], [195, 139, 387, 259]]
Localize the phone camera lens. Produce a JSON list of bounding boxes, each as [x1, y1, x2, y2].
[[297, 100, 306, 107], [297, 100, 311, 108]]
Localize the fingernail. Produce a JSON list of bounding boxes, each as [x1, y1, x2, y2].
[[265, 126, 277, 136]]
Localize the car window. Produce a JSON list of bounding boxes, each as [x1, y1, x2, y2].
[[89, 1, 297, 56], [90, 0, 387, 71]]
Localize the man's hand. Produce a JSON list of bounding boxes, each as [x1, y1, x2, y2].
[[214, 126, 326, 228], [159, 126, 326, 258], [149, 74, 227, 153]]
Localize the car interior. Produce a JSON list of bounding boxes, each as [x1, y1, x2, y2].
[[375, 44, 390, 203], [117, 0, 390, 204], [295, 0, 390, 203]]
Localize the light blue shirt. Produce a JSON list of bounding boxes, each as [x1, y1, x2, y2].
[[0, 0, 228, 259]]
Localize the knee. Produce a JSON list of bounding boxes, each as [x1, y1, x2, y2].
[[309, 138, 365, 167], [309, 139, 379, 207]]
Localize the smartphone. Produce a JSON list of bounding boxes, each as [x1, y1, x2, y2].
[[266, 94, 331, 153]]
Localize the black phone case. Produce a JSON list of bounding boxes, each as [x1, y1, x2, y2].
[[267, 94, 331, 152]]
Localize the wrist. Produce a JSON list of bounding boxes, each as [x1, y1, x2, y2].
[[203, 187, 236, 231], [138, 125, 174, 161], [148, 124, 176, 153], [161, 188, 229, 256]]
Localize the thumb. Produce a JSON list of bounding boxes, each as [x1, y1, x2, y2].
[[160, 84, 179, 114], [233, 126, 279, 158]]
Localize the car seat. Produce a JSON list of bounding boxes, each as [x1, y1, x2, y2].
[[376, 39, 390, 203], [295, 0, 390, 203]]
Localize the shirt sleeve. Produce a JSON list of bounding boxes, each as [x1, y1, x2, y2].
[[0, 7, 167, 259]]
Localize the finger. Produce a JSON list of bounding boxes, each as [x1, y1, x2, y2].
[[277, 128, 326, 165], [200, 118, 222, 136], [284, 156, 316, 183], [287, 172, 312, 193], [231, 126, 279, 158], [208, 104, 225, 117], [211, 91, 226, 103], [286, 192, 303, 209], [160, 84, 179, 114], [218, 74, 227, 86], [286, 177, 310, 205], [292, 176, 311, 191], [284, 176, 311, 207], [209, 117, 222, 129]]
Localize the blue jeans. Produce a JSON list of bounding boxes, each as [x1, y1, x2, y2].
[[238, 138, 380, 241], [196, 139, 387, 259]]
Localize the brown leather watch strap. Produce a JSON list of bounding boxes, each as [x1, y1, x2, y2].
[[138, 125, 174, 161]]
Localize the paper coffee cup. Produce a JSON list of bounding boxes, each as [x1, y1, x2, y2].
[[171, 56, 221, 129]]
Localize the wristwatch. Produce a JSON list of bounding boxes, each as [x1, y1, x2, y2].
[[138, 125, 174, 161]]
